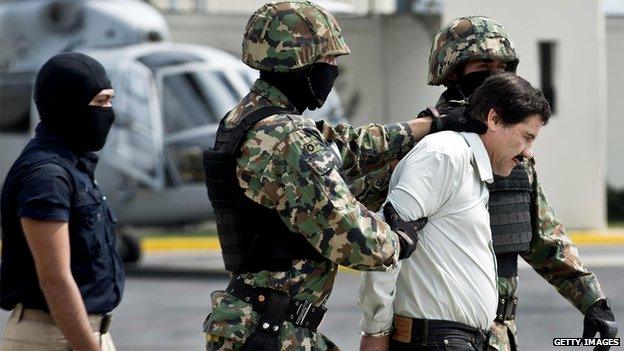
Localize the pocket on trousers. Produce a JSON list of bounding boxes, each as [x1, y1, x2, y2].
[[442, 336, 476, 351]]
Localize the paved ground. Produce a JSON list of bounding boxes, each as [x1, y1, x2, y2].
[[1, 246, 622, 350]]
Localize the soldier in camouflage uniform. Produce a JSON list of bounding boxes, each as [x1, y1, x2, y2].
[[201, 3, 486, 351], [353, 15, 618, 351], [427, 16, 617, 351]]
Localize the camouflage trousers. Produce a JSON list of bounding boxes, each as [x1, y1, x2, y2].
[[204, 290, 340, 351], [204, 331, 340, 351], [487, 320, 517, 351]]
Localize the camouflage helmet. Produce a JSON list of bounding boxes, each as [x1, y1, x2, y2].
[[427, 16, 519, 86], [242, 1, 350, 72]]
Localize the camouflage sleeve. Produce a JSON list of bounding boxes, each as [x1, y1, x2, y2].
[[348, 164, 394, 211], [239, 120, 400, 271], [315, 120, 416, 181], [520, 160, 605, 313]]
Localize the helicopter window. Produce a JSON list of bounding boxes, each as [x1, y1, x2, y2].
[[239, 69, 258, 87], [125, 68, 148, 101], [123, 68, 151, 127], [161, 70, 239, 134], [215, 71, 240, 100]]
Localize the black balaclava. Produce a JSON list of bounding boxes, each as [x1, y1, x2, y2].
[[34, 52, 115, 153], [446, 70, 494, 101], [260, 62, 339, 114]]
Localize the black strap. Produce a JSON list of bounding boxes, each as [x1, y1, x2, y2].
[[226, 276, 326, 332], [216, 106, 293, 153], [496, 252, 520, 277], [496, 295, 518, 322]]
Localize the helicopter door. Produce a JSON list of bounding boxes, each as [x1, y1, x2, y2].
[[105, 60, 164, 191]]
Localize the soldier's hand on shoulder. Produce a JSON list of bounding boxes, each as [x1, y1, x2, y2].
[[383, 202, 427, 260], [582, 298, 618, 351], [418, 106, 487, 135]]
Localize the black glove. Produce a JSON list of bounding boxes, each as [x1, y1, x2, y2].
[[418, 106, 487, 134], [582, 299, 618, 351], [383, 202, 427, 260]]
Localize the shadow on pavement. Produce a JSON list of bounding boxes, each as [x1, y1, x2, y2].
[[125, 265, 228, 280]]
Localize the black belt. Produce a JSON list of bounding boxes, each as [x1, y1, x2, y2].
[[226, 276, 326, 332], [392, 316, 490, 350], [496, 295, 518, 322], [15, 304, 113, 334]]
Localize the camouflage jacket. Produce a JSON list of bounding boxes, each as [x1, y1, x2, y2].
[[204, 79, 418, 349]]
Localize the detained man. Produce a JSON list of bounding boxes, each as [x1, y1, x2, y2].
[[358, 72, 551, 351]]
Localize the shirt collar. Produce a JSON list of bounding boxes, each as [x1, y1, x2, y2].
[[34, 123, 99, 176], [460, 132, 493, 183], [250, 79, 298, 112]]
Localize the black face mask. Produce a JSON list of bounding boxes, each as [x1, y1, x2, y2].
[[452, 70, 494, 99], [73, 106, 116, 152], [34, 52, 114, 153], [260, 62, 339, 114], [306, 63, 339, 110]]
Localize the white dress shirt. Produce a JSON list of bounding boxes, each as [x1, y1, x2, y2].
[[358, 131, 497, 334]]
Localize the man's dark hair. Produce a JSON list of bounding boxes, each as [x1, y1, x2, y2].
[[468, 72, 551, 125]]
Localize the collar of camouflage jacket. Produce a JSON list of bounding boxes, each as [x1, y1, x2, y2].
[[251, 79, 298, 113]]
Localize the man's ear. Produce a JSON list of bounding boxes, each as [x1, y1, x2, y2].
[[487, 108, 502, 131]]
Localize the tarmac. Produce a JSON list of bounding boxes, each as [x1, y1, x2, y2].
[[2, 231, 623, 350]]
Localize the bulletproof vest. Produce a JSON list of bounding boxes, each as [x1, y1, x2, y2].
[[203, 106, 326, 274], [487, 165, 533, 277]]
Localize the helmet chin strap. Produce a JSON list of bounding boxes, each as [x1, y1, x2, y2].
[[451, 82, 470, 100]]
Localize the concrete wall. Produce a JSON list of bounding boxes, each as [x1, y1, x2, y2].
[[445, 0, 606, 229], [606, 15, 624, 189], [166, 1, 607, 229]]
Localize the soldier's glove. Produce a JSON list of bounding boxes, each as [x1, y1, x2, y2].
[[417, 106, 487, 135], [383, 202, 427, 260], [582, 298, 618, 351]]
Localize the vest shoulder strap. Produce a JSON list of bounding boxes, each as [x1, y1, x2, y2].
[[216, 106, 294, 154]]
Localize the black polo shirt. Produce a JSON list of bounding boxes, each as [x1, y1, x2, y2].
[[0, 124, 124, 314]]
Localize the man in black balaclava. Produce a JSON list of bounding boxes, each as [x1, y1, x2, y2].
[[0, 52, 124, 351], [35, 52, 116, 153]]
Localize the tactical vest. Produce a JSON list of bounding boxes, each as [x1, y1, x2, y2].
[[487, 165, 533, 277], [203, 106, 326, 274]]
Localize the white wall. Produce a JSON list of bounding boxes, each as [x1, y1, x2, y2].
[[444, 0, 607, 229], [606, 16, 624, 189]]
